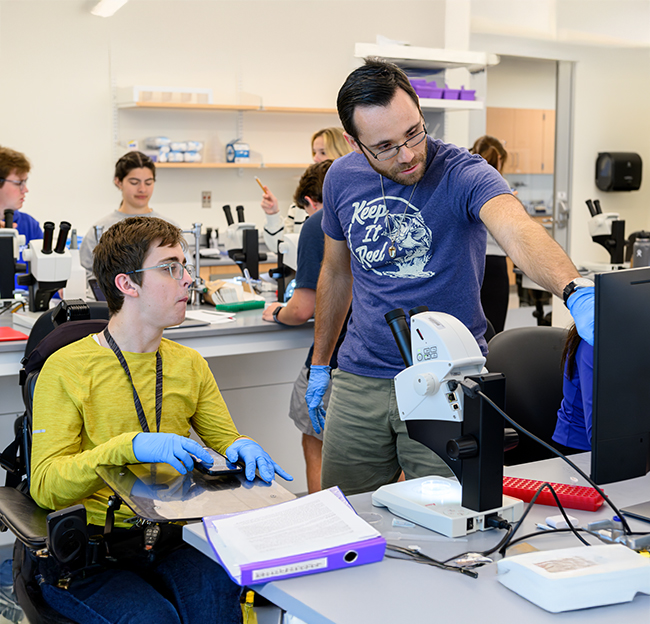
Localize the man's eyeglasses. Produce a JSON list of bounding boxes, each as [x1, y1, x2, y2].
[[356, 123, 428, 162], [0, 178, 28, 191], [126, 261, 196, 281]]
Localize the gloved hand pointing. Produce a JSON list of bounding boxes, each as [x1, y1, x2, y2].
[[225, 438, 293, 483], [305, 365, 331, 434], [132, 433, 213, 475], [567, 286, 595, 346]]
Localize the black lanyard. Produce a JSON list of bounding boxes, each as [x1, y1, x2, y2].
[[104, 328, 162, 433]]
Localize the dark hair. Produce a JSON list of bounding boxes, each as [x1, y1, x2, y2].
[[337, 58, 421, 138], [114, 151, 156, 182], [470, 135, 508, 172], [0, 145, 30, 187], [93, 216, 183, 315], [293, 160, 333, 207], [561, 324, 582, 379]]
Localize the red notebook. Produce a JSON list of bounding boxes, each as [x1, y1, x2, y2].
[[0, 327, 29, 341]]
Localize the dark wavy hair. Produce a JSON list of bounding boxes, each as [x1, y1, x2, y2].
[[337, 58, 421, 139], [114, 151, 156, 182], [293, 160, 333, 208]]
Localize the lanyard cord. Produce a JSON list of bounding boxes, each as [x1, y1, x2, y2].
[[103, 328, 162, 433]]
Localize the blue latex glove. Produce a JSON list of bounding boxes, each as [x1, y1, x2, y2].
[[132, 433, 213, 475], [225, 438, 293, 483], [566, 286, 595, 346], [305, 365, 331, 434]]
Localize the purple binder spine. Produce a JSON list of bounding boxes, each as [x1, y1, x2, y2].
[[241, 536, 386, 586]]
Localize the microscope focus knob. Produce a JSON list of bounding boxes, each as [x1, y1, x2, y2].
[[413, 373, 440, 396], [447, 435, 479, 460]]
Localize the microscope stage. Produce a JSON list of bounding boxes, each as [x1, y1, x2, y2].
[[372, 476, 524, 538]]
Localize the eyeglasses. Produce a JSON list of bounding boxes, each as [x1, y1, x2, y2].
[[356, 123, 428, 162], [126, 261, 196, 281], [0, 178, 28, 191]]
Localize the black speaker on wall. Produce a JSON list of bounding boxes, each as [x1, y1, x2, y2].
[[595, 152, 642, 191]]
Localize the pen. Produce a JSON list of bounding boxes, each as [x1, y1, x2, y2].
[[254, 177, 266, 192]]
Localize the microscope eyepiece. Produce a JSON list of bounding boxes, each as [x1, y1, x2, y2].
[[42, 221, 55, 254], [385, 308, 413, 368]]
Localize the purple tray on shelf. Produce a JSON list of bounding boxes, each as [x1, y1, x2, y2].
[[442, 88, 460, 100], [459, 88, 476, 101], [416, 86, 443, 99]]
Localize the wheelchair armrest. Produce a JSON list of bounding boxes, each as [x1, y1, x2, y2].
[[0, 487, 48, 549]]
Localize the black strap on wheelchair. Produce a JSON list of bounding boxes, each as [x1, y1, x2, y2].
[[103, 328, 162, 433]]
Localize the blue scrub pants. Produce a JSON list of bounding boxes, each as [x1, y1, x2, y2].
[[40, 544, 242, 624]]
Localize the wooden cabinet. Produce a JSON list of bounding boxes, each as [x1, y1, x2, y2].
[[486, 107, 555, 174]]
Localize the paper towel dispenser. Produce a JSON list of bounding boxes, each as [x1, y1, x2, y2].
[[595, 152, 642, 191]]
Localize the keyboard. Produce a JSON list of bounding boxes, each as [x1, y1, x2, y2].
[[502, 476, 605, 512]]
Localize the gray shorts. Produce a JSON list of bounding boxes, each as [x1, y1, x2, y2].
[[321, 368, 453, 495], [288, 365, 332, 441]]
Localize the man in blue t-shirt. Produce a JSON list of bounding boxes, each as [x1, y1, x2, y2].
[[0, 145, 43, 292], [306, 59, 596, 495]]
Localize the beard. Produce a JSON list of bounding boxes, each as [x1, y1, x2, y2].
[[364, 140, 428, 186]]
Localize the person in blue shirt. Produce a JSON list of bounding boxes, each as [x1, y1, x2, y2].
[[0, 145, 43, 291], [553, 325, 594, 451]]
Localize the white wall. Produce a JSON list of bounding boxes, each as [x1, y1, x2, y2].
[[486, 56, 557, 109], [0, 0, 449, 238]]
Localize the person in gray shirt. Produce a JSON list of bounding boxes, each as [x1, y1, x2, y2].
[[80, 152, 179, 284]]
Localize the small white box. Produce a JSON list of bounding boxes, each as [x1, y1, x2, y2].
[[226, 140, 250, 163], [117, 86, 213, 105]]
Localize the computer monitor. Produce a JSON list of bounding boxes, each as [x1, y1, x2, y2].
[[591, 267, 650, 484]]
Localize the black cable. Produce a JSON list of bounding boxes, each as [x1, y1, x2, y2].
[[385, 545, 479, 578], [497, 482, 590, 556], [442, 482, 590, 567], [468, 385, 633, 535]]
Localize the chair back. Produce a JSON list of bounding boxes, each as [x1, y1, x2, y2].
[[486, 326, 569, 465]]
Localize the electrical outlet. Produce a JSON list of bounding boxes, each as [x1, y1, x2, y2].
[[202, 191, 211, 209]]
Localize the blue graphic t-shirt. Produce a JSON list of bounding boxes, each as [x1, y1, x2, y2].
[[321, 137, 511, 378]]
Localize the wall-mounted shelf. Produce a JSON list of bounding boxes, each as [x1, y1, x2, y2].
[[118, 101, 337, 115], [156, 162, 312, 169], [354, 43, 499, 72], [419, 98, 483, 112]]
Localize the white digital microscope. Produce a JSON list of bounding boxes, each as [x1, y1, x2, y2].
[[221, 204, 267, 279], [372, 308, 523, 538]]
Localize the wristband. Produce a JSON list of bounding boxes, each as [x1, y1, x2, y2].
[[272, 305, 285, 325]]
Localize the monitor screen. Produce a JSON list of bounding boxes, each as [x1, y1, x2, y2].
[[591, 267, 650, 484]]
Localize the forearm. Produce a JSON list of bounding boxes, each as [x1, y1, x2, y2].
[[482, 196, 579, 298], [191, 366, 243, 456], [312, 241, 353, 365], [30, 431, 138, 510], [277, 289, 316, 325]]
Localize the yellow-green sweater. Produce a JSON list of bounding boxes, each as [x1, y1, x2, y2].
[[30, 335, 242, 526]]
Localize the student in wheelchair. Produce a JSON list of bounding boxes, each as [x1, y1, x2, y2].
[[23, 216, 292, 623]]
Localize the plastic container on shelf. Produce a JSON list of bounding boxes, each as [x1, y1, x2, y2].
[[442, 84, 460, 100], [459, 86, 476, 101], [415, 81, 443, 99]]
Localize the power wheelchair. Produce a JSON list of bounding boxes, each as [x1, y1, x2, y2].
[[0, 300, 109, 623]]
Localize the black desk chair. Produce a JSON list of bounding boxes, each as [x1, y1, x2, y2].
[[0, 302, 109, 624], [486, 326, 573, 465]]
